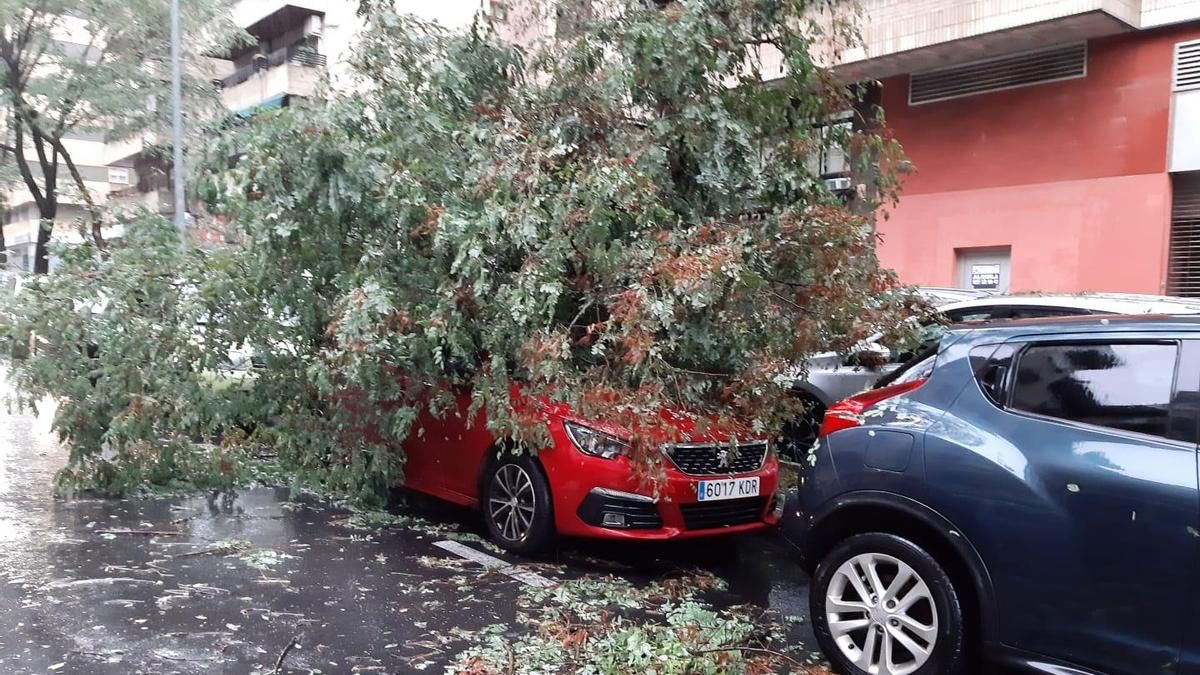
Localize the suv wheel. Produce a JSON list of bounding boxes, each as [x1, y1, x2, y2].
[[811, 533, 965, 675], [481, 455, 554, 556]]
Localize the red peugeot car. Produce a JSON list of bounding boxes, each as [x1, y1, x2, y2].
[[394, 390, 781, 554]]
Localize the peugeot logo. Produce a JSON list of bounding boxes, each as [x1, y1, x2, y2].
[[716, 449, 731, 469]]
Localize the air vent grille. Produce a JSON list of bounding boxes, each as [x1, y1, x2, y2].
[[1167, 173, 1200, 298], [909, 43, 1087, 105], [1176, 40, 1200, 93]]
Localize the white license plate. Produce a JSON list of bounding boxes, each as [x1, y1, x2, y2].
[[696, 477, 760, 502]]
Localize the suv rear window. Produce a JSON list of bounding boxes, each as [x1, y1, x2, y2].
[[1008, 342, 1178, 439]]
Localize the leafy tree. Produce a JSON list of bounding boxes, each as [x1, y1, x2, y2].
[[0, 0, 242, 272], [2, 0, 918, 504]]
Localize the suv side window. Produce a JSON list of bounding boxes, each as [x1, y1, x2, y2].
[[969, 343, 1017, 406], [1008, 342, 1178, 440]]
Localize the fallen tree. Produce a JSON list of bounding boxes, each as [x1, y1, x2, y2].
[[1, 0, 915, 505]]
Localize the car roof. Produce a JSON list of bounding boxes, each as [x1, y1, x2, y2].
[[938, 292, 1200, 315], [916, 286, 995, 305], [947, 313, 1200, 340]]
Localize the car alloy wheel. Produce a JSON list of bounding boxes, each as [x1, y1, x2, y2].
[[826, 552, 938, 675], [488, 464, 537, 543], [811, 533, 965, 675]]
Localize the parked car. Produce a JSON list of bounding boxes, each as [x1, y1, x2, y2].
[[357, 389, 781, 555], [782, 314, 1200, 675], [783, 292, 1200, 457]]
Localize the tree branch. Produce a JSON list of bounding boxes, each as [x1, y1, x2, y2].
[[9, 121, 46, 212], [11, 99, 106, 251], [689, 646, 810, 672], [766, 289, 813, 315], [51, 10, 102, 137], [46, 133, 106, 251]]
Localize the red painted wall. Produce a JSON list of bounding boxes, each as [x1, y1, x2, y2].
[[876, 23, 1200, 293], [878, 174, 1173, 293]]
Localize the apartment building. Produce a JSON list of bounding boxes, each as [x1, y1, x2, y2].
[[19, 0, 1196, 296], [821, 1, 1200, 296], [107, 0, 353, 248]]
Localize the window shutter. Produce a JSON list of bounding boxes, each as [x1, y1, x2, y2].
[[1176, 40, 1200, 93], [1168, 173, 1200, 297]]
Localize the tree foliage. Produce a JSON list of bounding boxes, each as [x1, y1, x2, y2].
[[2, 0, 917, 505]]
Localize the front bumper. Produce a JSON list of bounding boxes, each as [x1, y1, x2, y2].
[[540, 429, 782, 540]]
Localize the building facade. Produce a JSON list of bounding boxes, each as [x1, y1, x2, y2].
[[834, 1, 1200, 295]]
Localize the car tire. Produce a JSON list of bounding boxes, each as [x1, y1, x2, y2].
[[811, 533, 966, 675], [481, 454, 555, 556]]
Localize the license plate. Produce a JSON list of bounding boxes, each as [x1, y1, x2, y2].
[[697, 477, 760, 502]]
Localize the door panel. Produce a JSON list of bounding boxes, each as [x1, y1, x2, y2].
[[924, 336, 1200, 675], [402, 389, 495, 506]]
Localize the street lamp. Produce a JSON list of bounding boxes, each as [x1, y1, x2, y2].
[[170, 0, 186, 237]]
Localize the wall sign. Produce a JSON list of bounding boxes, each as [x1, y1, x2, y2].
[[970, 263, 1001, 290]]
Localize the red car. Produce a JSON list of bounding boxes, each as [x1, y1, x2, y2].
[[396, 390, 781, 554]]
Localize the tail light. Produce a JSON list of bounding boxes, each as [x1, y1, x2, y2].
[[819, 378, 928, 437]]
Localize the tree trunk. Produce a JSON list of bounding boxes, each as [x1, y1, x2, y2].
[[33, 208, 55, 274], [0, 220, 7, 270]]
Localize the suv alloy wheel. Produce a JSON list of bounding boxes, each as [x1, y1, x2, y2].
[[811, 533, 966, 675]]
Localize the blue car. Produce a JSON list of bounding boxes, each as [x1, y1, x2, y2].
[[782, 315, 1200, 675]]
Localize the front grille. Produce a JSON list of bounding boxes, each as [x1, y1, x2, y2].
[[665, 442, 767, 476], [680, 497, 768, 531]]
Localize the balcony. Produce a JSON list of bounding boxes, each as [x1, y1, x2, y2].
[[107, 186, 174, 215], [832, 0, 1139, 81], [219, 45, 325, 112]]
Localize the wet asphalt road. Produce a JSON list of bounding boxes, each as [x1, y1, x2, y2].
[[0, 378, 821, 674]]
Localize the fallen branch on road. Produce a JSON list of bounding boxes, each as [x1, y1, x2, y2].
[[170, 539, 250, 558], [273, 635, 300, 674], [689, 645, 814, 672], [95, 529, 181, 536]]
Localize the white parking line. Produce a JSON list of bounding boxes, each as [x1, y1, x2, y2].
[[432, 540, 556, 588]]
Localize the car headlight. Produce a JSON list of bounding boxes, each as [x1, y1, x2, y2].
[[564, 421, 631, 460]]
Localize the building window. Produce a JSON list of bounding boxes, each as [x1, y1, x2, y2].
[[1009, 342, 1177, 440], [807, 117, 852, 178], [490, 0, 509, 22]]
